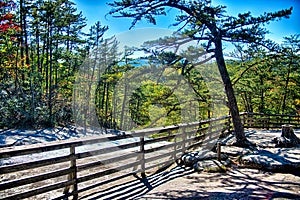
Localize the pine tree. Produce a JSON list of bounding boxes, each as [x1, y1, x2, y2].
[[108, 0, 292, 146]]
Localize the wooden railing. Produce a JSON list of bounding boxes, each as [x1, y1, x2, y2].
[[0, 116, 230, 200], [241, 112, 300, 129]]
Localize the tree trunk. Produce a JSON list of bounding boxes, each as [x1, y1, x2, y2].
[[258, 75, 265, 113], [23, 7, 30, 68], [36, 25, 41, 73], [281, 59, 291, 114], [214, 37, 247, 145], [19, 0, 25, 83], [105, 82, 110, 128], [273, 124, 300, 147], [120, 79, 128, 130], [48, 17, 54, 127]]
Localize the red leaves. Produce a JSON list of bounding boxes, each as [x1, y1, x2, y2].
[[2, 13, 13, 20], [0, 0, 19, 33], [0, 24, 19, 33], [0, 20, 20, 33]]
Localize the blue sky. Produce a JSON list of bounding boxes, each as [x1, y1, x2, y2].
[[73, 0, 300, 44]]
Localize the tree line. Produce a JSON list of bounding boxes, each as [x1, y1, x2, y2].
[[228, 36, 300, 115], [0, 0, 107, 128]]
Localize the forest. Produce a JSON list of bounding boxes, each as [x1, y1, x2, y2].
[[0, 0, 299, 132]]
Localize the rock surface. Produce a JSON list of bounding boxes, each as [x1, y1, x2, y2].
[[241, 148, 300, 171], [138, 167, 300, 200], [0, 126, 131, 148], [220, 129, 300, 172], [180, 129, 300, 172]]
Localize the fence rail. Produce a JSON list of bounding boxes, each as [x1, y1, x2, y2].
[[241, 112, 300, 129], [0, 115, 230, 200], [0, 113, 299, 199]]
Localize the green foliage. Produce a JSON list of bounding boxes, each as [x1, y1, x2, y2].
[[228, 35, 300, 115], [0, 0, 97, 128], [108, 0, 293, 143], [0, 0, 298, 131], [129, 82, 181, 127]]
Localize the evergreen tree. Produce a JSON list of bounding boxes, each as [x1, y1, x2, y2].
[[108, 0, 292, 145], [0, 0, 89, 128]]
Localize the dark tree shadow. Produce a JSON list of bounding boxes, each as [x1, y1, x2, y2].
[[77, 163, 300, 200]]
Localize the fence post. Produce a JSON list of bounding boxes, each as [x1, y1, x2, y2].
[[267, 114, 270, 130], [63, 145, 78, 199], [140, 136, 146, 178], [171, 130, 177, 161], [182, 127, 187, 153], [228, 116, 232, 133], [70, 145, 78, 200], [217, 142, 221, 161]]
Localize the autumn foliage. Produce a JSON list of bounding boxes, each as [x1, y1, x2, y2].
[[0, 0, 19, 33]]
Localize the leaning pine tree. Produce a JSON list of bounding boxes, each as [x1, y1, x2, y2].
[[108, 0, 292, 146]]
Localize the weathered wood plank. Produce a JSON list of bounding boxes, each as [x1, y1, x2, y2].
[[1, 180, 75, 200], [0, 154, 72, 174], [77, 160, 141, 184], [144, 135, 176, 144], [145, 159, 174, 171], [145, 149, 182, 163], [76, 141, 140, 159], [77, 151, 138, 171], [0, 168, 72, 191], [144, 141, 181, 154]]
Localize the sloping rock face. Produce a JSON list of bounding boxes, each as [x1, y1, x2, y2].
[[219, 129, 300, 172], [241, 148, 300, 171], [0, 127, 125, 147], [181, 129, 300, 172]]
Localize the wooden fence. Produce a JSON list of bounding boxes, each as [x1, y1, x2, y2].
[[0, 115, 231, 200], [241, 112, 300, 129], [1, 113, 299, 200]]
